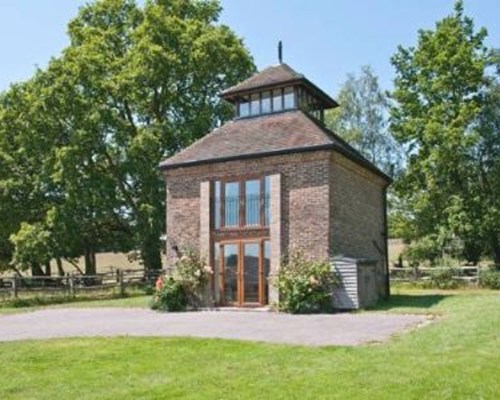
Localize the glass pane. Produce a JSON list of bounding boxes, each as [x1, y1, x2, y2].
[[272, 89, 282, 112], [214, 243, 220, 303], [261, 91, 271, 114], [239, 98, 250, 118], [224, 182, 239, 227], [250, 93, 260, 116], [243, 243, 260, 303], [284, 87, 295, 109], [298, 87, 306, 109], [245, 179, 261, 226], [263, 240, 271, 304], [264, 176, 270, 226], [214, 181, 221, 229], [223, 244, 238, 304]]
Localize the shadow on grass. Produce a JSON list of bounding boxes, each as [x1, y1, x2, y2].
[[373, 294, 450, 311]]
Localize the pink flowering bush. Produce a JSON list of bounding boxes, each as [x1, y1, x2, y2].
[[274, 252, 338, 314], [151, 249, 212, 311]]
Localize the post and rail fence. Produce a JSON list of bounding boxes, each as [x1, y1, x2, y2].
[[0, 265, 486, 303], [0, 268, 165, 303], [390, 265, 480, 285]]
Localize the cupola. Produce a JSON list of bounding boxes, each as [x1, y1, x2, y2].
[[220, 63, 338, 123]]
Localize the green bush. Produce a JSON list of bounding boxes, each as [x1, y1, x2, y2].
[[274, 252, 337, 314], [150, 277, 188, 312], [479, 268, 500, 290], [404, 235, 442, 267], [423, 268, 460, 289], [150, 248, 212, 312]]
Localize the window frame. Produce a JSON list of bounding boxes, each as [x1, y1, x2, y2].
[[213, 176, 270, 230], [236, 86, 298, 119]]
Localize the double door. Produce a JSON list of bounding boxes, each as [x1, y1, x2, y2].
[[217, 239, 270, 306]]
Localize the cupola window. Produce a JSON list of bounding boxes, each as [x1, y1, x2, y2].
[[239, 98, 250, 118], [272, 89, 283, 112], [261, 91, 271, 114], [250, 93, 260, 116], [283, 87, 295, 110]]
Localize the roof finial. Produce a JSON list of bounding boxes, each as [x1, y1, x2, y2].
[[278, 40, 283, 64]]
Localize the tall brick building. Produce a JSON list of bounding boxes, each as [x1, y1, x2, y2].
[[159, 63, 391, 307]]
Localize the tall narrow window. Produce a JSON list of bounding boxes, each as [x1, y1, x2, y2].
[[263, 240, 271, 304], [223, 243, 238, 304], [245, 180, 260, 226], [214, 181, 221, 228], [264, 176, 271, 226], [283, 87, 295, 109], [224, 182, 240, 227], [213, 242, 220, 303], [243, 242, 260, 303], [250, 93, 260, 116], [238, 97, 250, 117], [272, 89, 283, 112], [261, 91, 271, 114]]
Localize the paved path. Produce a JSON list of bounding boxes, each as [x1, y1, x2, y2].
[[0, 308, 429, 346]]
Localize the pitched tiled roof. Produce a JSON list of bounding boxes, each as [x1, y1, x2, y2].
[[221, 64, 303, 96], [159, 110, 391, 183]]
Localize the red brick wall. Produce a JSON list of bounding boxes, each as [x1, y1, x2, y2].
[[164, 150, 332, 266], [330, 152, 389, 296]]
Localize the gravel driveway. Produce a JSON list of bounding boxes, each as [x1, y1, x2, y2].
[[0, 308, 428, 346]]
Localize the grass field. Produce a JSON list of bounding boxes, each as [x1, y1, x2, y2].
[[0, 294, 150, 316], [0, 288, 498, 399]]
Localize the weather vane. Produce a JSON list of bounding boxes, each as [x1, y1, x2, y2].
[[278, 40, 283, 64]]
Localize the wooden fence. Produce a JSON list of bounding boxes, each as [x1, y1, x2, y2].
[[0, 268, 164, 302], [390, 266, 480, 285]]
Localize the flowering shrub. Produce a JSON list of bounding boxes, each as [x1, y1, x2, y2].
[[274, 252, 337, 314], [150, 249, 213, 311], [150, 276, 188, 312], [173, 249, 213, 299]]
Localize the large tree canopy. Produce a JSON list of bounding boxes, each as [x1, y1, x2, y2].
[[390, 0, 499, 264], [0, 0, 255, 274]]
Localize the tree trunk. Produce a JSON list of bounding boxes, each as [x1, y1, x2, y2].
[[141, 233, 162, 271], [84, 248, 97, 275], [45, 261, 51, 276], [56, 257, 65, 276]]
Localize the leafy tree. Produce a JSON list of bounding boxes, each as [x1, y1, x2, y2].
[[0, 0, 255, 273], [466, 61, 500, 264], [326, 65, 402, 176], [58, 0, 254, 270], [390, 0, 499, 263], [0, 76, 58, 274]]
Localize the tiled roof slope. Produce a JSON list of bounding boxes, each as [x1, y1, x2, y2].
[[221, 64, 302, 96], [159, 110, 391, 183]]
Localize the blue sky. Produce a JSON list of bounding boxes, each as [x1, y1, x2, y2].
[[0, 0, 499, 96]]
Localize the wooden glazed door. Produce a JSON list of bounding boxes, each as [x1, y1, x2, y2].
[[218, 240, 269, 306]]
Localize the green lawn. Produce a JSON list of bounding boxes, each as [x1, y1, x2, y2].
[[0, 294, 151, 315], [0, 289, 498, 399]]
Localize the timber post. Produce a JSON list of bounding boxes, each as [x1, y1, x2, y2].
[[12, 275, 18, 299], [69, 273, 75, 298]]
